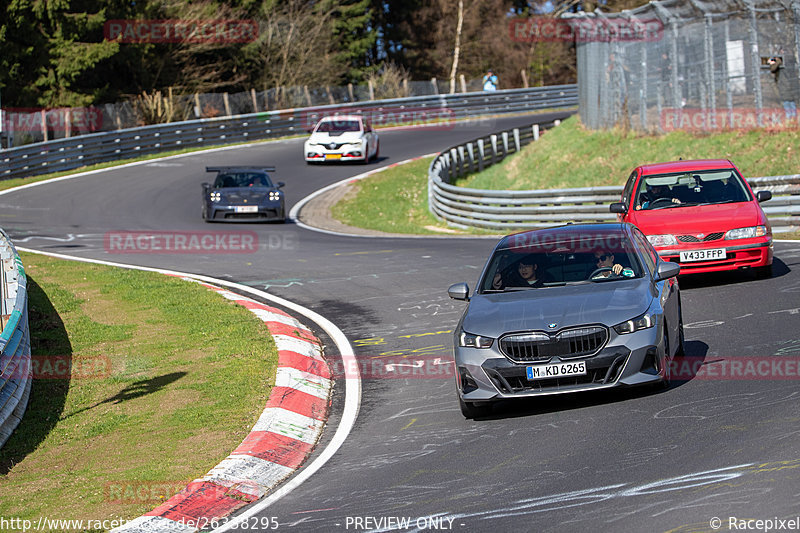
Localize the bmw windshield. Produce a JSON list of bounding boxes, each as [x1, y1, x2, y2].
[[480, 232, 643, 293]]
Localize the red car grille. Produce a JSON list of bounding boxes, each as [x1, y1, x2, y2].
[[677, 232, 724, 243]]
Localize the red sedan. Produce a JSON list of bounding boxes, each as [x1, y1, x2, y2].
[[610, 159, 774, 277]]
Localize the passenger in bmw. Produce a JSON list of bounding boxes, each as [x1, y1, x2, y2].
[[492, 255, 546, 289]]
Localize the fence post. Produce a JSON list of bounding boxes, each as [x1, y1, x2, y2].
[[501, 131, 509, 156], [532, 124, 540, 140], [457, 146, 466, 176], [250, 89, 259, 113], [513, 128, 520, 152], [431, 78, 439, 95], [490, 134, 498, 164], [477, 139, 485, 172], [223, 92, 231, 117]]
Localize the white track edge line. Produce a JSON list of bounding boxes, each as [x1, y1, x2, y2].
[[15, 246, 361, 527]]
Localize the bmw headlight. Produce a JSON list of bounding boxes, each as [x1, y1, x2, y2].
[[724, 225, 767, 240], [613, 312, 656, 334], [210, 191, 221, 202], [458, 330, 494, 349], [647, 234, 677, 246]]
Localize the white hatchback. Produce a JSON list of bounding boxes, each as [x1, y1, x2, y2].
[[304, 115, 379, 164]]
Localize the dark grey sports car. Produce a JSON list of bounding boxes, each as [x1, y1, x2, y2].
[[202, 166, 285, 222], [448, 223, 683, 418]]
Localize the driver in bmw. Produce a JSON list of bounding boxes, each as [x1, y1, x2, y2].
[[593, 250, 624, 278]]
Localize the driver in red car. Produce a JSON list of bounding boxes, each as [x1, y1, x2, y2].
[[637, 184, 681, 210]]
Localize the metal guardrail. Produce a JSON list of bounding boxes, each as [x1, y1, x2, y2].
[[428, 124, 800, 233], [0, 85, 578, 180], [0, 230, 31, 449]]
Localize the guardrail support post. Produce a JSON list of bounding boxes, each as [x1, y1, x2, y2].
[[490, 135, 498, 165], [466, 142, 476, 172], [477, 139, 485, 172], [451, 148, 460, 178], [513, 129, 521, 152], [533, 124, 540, 141]]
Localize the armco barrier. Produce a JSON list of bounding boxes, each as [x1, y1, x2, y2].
[[428, 123, 800, 233], [0, 229, 31, 449], [0, 85, 578, 180]]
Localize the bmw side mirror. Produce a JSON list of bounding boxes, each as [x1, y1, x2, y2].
[[756, 190, 772, 203], [277, 181, 285, 188], [654, 261, 681, 282], [448, 282, 470, 301], [609, 202, 627, 214]]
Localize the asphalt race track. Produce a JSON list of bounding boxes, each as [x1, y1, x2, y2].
[[3, 112, 800, 532]]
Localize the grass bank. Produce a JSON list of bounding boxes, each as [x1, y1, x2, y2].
[[0, 253, 277, 529], [331, 115, 799, 238], [455, 115, 800, 190]]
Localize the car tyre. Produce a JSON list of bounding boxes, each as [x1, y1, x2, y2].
[[362, 143, 370, 164], [373, 140, 380, 161], [754, 263, 773, 279], [458, 395, 492, 419]]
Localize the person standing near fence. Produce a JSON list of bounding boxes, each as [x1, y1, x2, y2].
[[482, 69, 498, 91], [768, 56, 799, 122]]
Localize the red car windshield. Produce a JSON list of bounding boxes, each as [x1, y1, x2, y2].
[[635, 169, 751, 210]]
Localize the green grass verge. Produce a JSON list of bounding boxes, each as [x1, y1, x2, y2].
[[0, 253, 278, 529], [330, 157, 498, 235], [331, 115, 799, 239]]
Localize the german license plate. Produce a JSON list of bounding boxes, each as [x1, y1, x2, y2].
[[325, 153, 342, 160], [527, 361, 587, 381], [234, 206, 258, 213], [680, 248, 725, 262]]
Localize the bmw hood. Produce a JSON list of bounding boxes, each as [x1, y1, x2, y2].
[[461, 280, 654, 338]]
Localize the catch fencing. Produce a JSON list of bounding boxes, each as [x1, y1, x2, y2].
[[0, 85, 577, 181], [428, 121, 800, 232], [1, 77, 524, 147], [0, 230, 31, 450], [572, 0, 800, 132]]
